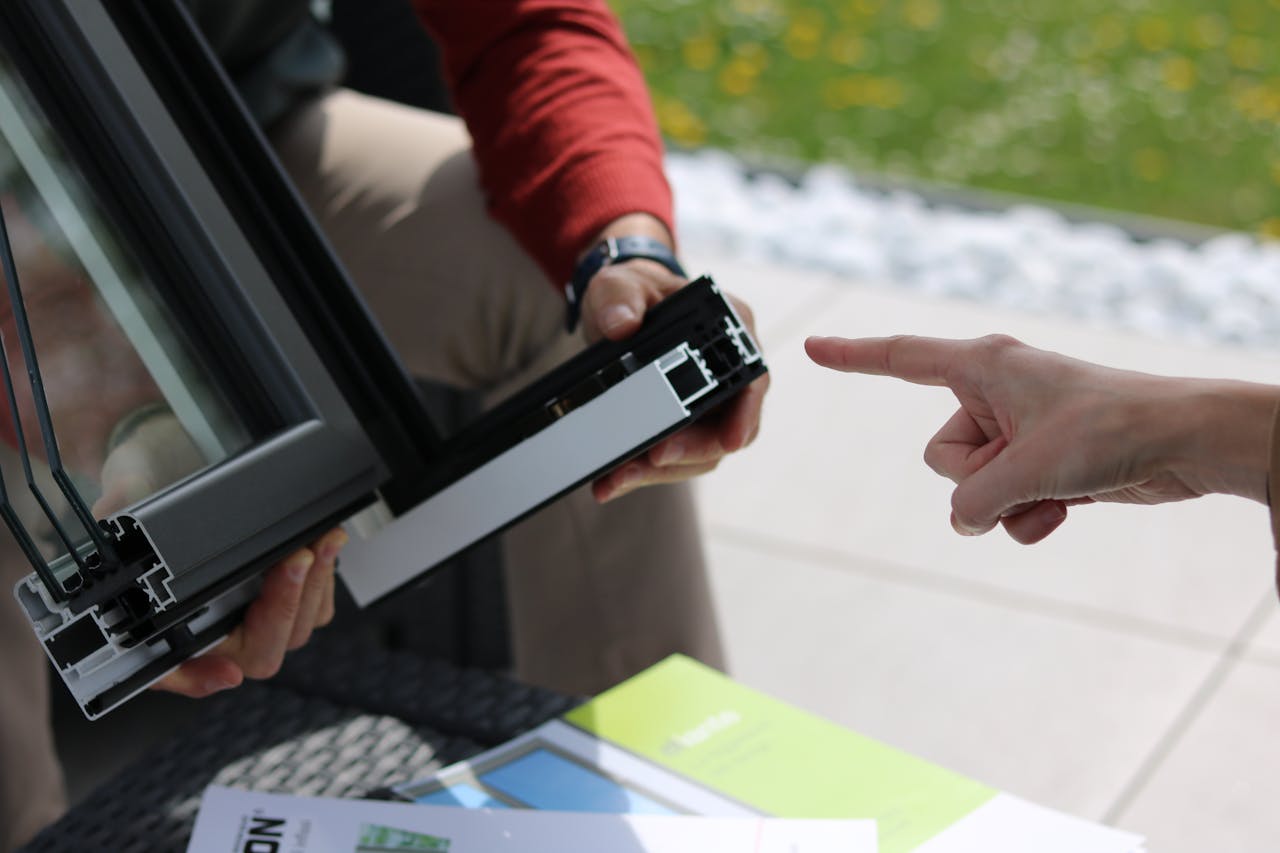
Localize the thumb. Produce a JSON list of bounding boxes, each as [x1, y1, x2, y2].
[[949, 443, 1046, 536], [595, 299, 644, 341], [583, 273, 649, 342]]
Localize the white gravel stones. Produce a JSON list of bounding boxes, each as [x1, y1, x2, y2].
[[667, 149, 1280, 352]]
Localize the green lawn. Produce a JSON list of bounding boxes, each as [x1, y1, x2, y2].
[[610, 0, 1280, 237]]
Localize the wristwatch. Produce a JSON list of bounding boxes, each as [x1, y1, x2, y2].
[[564, 235, 686, 331]]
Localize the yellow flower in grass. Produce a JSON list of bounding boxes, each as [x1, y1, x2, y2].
[[1136, 17, 1173, 52], [828, 31, 866, 66], [735, 42, 769, 69], [1189, 14, 1227, 49], [871, 77, 905, 109], [682, 35, 719, 71], [1162, 56, 1196, 92], [1230, 83, 1265, 119], [718, 57, 759, 96], [784, 9, 825, 60], [1093, 16, 1127, 52], [835, 0, 880, 26], [654, 96, 707, 147], [1230, 0, 1265, 33], [1132, 147, 1168, 182], [822, 74, 904, 110], [903, 0, 941, 30], [1234, 82, 1280, 120], [1260, 218, 1280, 240], [1229, 36, 1265, 71]]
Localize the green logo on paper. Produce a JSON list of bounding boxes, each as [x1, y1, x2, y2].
[[355, 823, 450, 852]]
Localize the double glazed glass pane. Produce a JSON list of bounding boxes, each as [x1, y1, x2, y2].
[[0, 51, 250, 554]]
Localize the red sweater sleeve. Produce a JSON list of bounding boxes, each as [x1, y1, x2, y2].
[[410, 0, 673, 287]]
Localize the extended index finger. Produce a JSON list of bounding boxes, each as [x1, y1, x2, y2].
[[805, 335, 966, 387]]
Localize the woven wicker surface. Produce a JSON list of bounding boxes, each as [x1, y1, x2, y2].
[[273, 636, 579, 744], [20, 638, 577, 853]]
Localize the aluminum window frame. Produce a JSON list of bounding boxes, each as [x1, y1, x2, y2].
[[0, 0, 436, 630]]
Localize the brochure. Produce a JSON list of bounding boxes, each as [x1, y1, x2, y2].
[[393, 655, 1145, 853], [186, 786, 876, 852]]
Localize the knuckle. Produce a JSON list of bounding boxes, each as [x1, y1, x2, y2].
[[922, 443, 946, 476], [978, 333, 1022, 357], [243, 651, 283, 681], [881, 335, 913, 373]]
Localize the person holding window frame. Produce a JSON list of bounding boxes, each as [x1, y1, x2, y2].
[[0, 1, 770, 846]]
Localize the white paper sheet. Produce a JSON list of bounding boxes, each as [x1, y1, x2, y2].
[[187, 786, 877, 853], [914, 794, 1145, 853]]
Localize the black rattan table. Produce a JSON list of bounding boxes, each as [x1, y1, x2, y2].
[[19, 637, 577, 853]]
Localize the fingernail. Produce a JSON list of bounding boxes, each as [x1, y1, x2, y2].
[[203, 677, 233, 695], [602, 467, 639, 503], [601, 304, 636, 334], [321, 531, 349, 562], [657, 438, 683, 465], [286, 552, 314, 584]]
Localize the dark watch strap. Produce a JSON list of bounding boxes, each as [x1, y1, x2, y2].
[[564, 235, 685, 331]]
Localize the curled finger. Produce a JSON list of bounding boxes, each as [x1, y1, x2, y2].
[[152, 653, 243, 699], [593, 457, 719, 502], [923, 408, 1000, 482], [1000, 500, 1069, 545], [232, 549, 313, 680], [288, 530, 345, 650]]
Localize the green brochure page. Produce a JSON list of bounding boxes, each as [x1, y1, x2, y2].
[[565, 655, 996, 853]]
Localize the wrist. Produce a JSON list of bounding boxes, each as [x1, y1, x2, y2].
[[565, 223, 684, 332], [1164, 379, 1279, 503], [580, 212, 673, 261]]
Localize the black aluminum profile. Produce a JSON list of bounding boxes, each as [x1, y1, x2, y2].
[[0, 1, 288, 442], [103, 0, 446, 514], [0, 2, 390, 610], [412, 277, 765, 497]]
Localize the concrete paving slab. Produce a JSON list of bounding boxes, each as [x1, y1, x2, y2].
[[1241, 601, 1280, 665], [1111, 656, 1280, 853], [704, 534, 1213, 827]]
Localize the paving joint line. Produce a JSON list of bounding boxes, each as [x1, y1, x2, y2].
[[1101, 591, 1276, 824], [707, 521, 1244, 656]]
